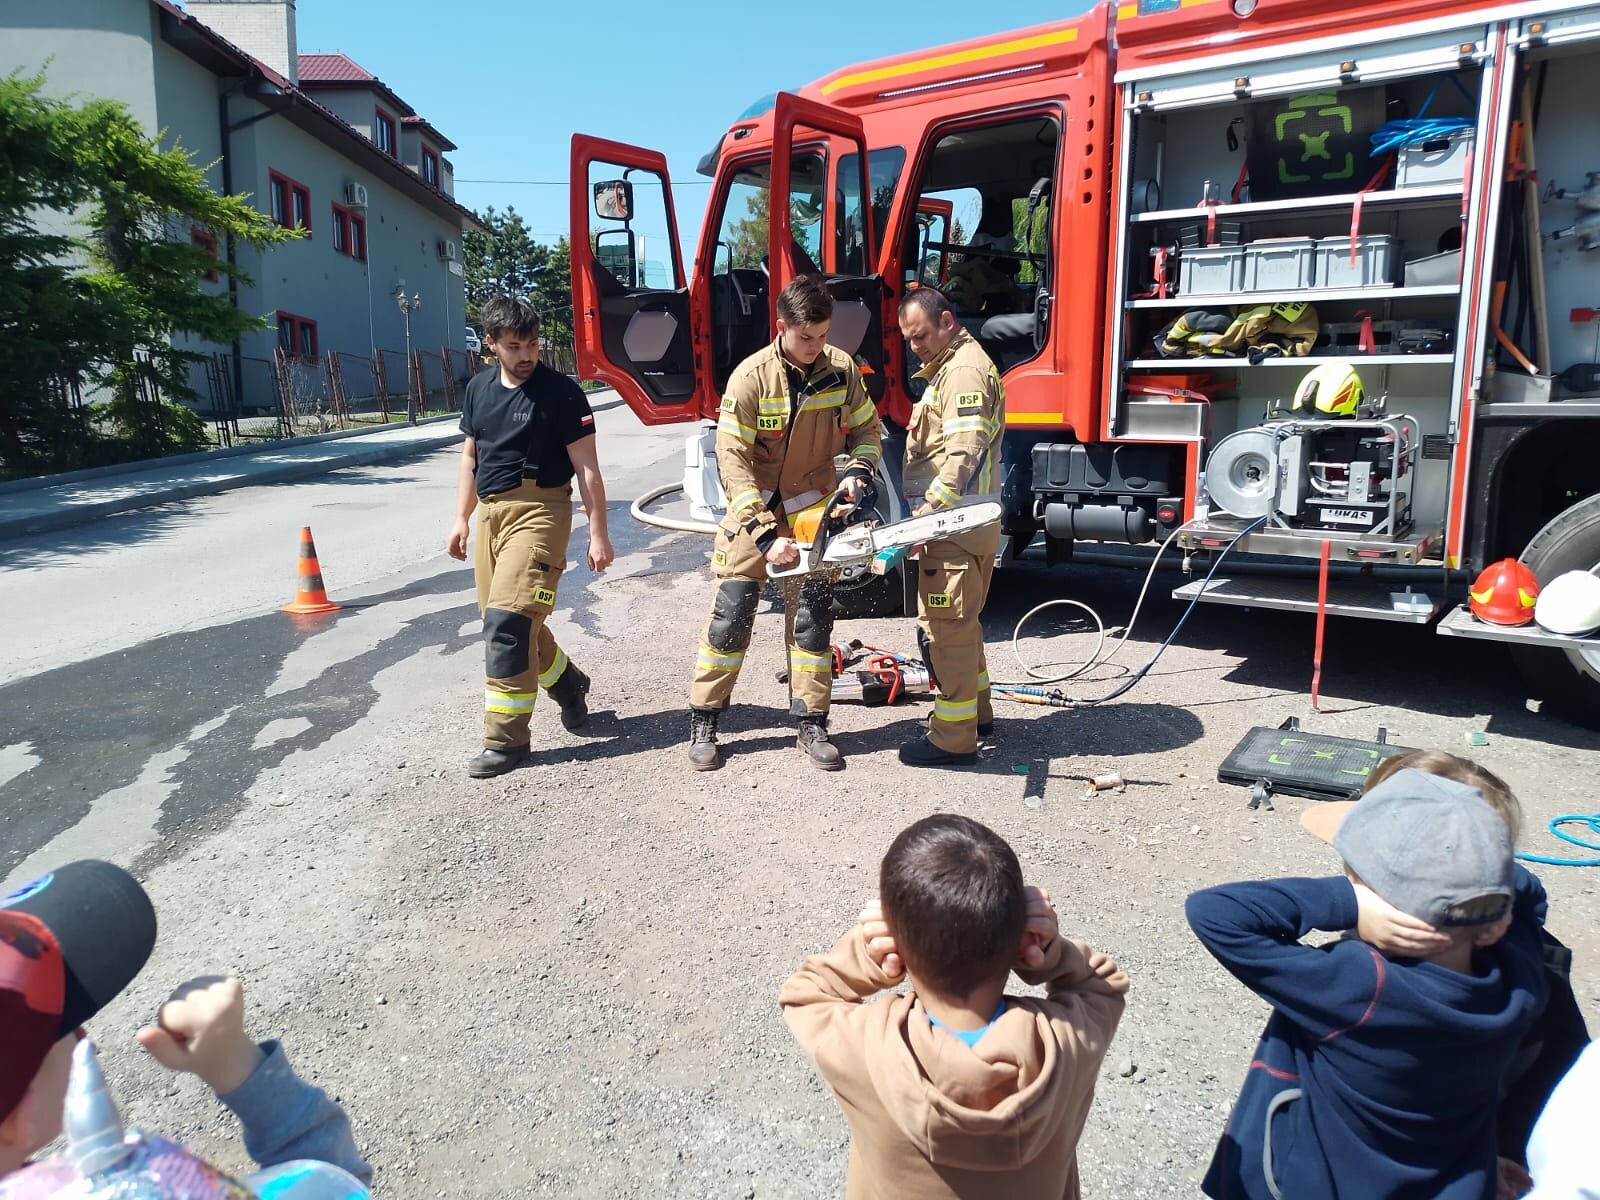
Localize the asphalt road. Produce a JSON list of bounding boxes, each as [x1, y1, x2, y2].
[[2, 402, 1596, 1197]]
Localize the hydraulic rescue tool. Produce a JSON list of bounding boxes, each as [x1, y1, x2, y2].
[[767, 491, 1004, 579]]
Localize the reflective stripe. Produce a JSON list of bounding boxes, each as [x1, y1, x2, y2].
[[846, 399, 877, 428], [849, 442, 882, 462], [928, 480, 962, 508], [538, 648, 569, 689], [697, 649, 745, 673], [729, 489, 763, 515], [756, 395, 789, 414], [788, 648, 833, 674], [717, 413, 757, 444], [485, 689, 536, 714], [933, 697, 979, 722], [942, 416, 987, 435], [782, 489, 824, 515], [802, 388, 846, 411], [978, 670, 990, 689]]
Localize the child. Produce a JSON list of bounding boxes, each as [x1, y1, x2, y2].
[[1, 860, 370, 1184], [1301, 749, 1589, 1184], [780, 814, 1128, 1199], [1188, 767, 1549, 1200]]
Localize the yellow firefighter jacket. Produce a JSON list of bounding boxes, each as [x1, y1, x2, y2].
[[904, 328, 1005, 517], [716, 338, 882, 543]]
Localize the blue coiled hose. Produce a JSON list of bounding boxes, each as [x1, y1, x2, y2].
[[1517, 815, 1600, 868]]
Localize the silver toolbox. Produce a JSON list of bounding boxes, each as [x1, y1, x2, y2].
[[1178, 244, 1247, 296], [1314, 234, 1399, 288], [1244, 237, 1318, 291]]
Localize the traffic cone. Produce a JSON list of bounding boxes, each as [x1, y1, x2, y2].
[[282, 526, 341, 614]]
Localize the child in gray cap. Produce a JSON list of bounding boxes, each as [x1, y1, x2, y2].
[[1187, 766, 1550, 1200]]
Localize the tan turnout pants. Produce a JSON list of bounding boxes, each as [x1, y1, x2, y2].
[[917, 526, 999, 754], [689, 515, 837, 716], [474, 481, 575, 748]]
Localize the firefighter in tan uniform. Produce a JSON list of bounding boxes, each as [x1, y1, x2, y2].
[[688, 276, 882, 771], [896, 288, 1004, 767], [446, 296, 614, 779]]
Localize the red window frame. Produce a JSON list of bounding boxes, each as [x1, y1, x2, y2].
[[328, 204, 368, 262], [268, 169, 311, 231], [190, 227, 219, 282], [374, 107, 397, 157], [421, 146, 439, 188], [276, 311, 318, 360]]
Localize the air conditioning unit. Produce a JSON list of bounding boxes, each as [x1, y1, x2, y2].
[[344, 182, 369, 209], [437, 238, 458, 262]]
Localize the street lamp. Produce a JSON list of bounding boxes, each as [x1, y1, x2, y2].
[[394, 283, 422, 425]]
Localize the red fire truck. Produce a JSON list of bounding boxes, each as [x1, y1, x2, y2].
[[569, 0, 1600, 727]]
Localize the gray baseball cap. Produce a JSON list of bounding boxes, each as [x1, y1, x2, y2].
[[1333, 768, 1513, 928]]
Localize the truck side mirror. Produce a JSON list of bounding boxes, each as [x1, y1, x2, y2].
[[593, 179, 634, 222]]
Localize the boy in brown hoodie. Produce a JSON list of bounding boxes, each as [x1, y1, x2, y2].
[[780, 814, 1129, 1199]]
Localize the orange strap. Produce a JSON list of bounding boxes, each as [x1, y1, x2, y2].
[[1350, 156, 1395, 265]]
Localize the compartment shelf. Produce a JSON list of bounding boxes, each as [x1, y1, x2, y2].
[[1126, 284, 1460, 309], [1128, 183, 1464, 225], [1124, 355, 1454, 368]]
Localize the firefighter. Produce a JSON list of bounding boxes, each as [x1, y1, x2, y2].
[[446, 295, 614, 778], [688, 275, 882, 771], [895, 287, 1004, 767]]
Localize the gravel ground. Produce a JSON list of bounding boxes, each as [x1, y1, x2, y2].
[[81, 527, 1600, 1198]]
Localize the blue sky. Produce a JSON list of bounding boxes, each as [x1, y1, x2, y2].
[[296, 1, 1079, 250]]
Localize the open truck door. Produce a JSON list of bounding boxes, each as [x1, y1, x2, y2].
[[767, 93, 888, 390], [569, 135, 701, 426]]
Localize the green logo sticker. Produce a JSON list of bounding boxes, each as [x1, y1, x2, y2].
[[712, 550, 727, 567]]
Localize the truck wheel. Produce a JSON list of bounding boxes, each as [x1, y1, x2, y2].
[[1512, 491, 1600, 729]]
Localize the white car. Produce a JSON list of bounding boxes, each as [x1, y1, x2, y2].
[[464, 327, 482, 354]]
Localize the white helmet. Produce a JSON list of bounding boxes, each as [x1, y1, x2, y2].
[[1533, 569, 1600, 637]]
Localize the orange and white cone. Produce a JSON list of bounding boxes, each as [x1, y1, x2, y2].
[[282, 526, 341, 614]]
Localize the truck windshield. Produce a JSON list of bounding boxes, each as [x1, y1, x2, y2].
[[835, 147, 906, 274], [710, 153, 827, 273]]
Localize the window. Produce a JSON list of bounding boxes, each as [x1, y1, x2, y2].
[[190, 228, 219, 282], [268, 170, 310, 231], [374, 107, 396, 157], [421, 147, 439, 188], [834, 146, 906, 273], [329, 204, 369, 261], [276, 311, 318, 360]]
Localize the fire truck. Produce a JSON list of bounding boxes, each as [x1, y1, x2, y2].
[[569, 0, 1600, 728]]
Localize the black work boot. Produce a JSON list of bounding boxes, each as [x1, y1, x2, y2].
[[797, 714, 844, 771], [548, 664, 591, 731], [978, 718, 996, 738], [898, 734, 977, 768], [467, 745, 527, 778], [688, 707, 723, 772]]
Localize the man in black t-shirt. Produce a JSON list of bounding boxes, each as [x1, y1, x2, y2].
[[446, 296, 614, 778]]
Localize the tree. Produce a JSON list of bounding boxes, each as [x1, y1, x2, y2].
[[0, 71, 297, 477], [463, 207, 572, 343]]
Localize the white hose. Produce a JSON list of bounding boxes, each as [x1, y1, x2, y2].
[[993, 520, 1198, 686], [630, 481, 718, 535]]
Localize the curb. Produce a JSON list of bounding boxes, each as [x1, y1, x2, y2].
[[0, 427, 462, 541]]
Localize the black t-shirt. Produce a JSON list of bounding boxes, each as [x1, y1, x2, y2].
[[459, 362, 595, 497]]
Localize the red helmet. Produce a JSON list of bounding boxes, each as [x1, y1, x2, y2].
[[1468, 558, 1541, 626]]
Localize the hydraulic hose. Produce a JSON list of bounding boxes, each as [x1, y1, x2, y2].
[[630, 481, 718, 535]]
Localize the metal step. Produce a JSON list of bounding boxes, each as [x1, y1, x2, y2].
[[1171, 576, 1443, 623], [1435, 603, 1600, 650]]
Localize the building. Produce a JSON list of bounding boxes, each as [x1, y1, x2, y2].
[[1, 0, 482, 413]]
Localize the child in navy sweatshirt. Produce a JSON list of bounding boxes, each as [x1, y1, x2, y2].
[[1187, 766, 1549, 1200]]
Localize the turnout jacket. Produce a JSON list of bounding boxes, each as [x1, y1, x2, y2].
[[904, 329, 1005, 517], [716, 339, 881, 550], [780, 926, 1127, 1200]]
